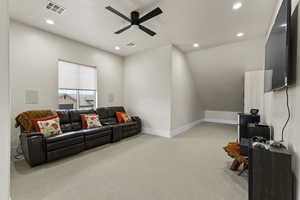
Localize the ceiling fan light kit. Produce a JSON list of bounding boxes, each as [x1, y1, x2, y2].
[[105, 6, 163, 36]]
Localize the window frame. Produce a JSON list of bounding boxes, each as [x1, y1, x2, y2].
[[58, 59, 98, 110]]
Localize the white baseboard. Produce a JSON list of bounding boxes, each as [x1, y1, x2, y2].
[[204, 118, 238, 125], [143, 119, 204, 138], [142, 128, 171, 138], [170, 119, 204, 137]]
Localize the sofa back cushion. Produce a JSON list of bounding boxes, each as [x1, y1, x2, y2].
[[96, 108, 108, 119], [69, 109, 96, 131], [96, 107, 125, 124], [56, 110, 72, 133], [108, 107, 126, 116]]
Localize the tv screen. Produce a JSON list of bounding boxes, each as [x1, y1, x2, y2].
[[264, 0, 291, 92]]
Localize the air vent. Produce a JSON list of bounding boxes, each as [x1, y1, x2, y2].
[[46, 1, 66, 15], [127, 42, 136, 47]]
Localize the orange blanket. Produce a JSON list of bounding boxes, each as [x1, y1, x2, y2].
[[15, 110, 56, 132]]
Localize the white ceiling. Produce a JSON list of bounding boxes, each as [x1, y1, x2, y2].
[[9, 0, 278, 56]]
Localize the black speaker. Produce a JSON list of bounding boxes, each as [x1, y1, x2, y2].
[[248, 124, 272, 140], [238, 113, 260, 141]]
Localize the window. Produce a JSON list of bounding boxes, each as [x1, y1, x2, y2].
[[58, 60, 97, 110]]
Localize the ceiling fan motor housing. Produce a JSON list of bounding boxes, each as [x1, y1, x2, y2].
[[131, 11, 140, 25]]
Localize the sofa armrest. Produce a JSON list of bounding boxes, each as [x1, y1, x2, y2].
[[20, 132, 46, 167], [102, 121, 118, 126], [111, 125, 123, 143], [131, 116, 142, 133], [131, 116, 140, 121]]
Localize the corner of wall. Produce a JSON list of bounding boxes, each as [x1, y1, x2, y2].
[[0, 0, 11, 199], [170, 46, 205, 132], [204, 110, 239, 125], [143, 119, 205, 138]]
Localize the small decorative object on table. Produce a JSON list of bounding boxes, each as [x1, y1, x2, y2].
[[250, 108, 259, 116]]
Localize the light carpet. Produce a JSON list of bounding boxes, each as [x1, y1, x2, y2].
[[11, 122, 247, 200]]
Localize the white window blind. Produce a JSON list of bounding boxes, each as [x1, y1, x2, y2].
[[58, 61, 97, 90]]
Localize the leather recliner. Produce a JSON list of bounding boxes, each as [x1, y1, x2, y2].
[[96, 107, 142, 142], [19, 107, 141, 167]]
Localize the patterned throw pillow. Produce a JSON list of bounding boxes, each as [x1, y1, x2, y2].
[[122, 113, 132, 123], [116, 112, 132, 123], [81, 114, 102, 129], [34, 116, 62, 137]]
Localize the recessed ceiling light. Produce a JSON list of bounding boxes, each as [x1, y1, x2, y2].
[[236, 32, 244, 37], [45, 19, 55, 25], [193, 43, 199, 48], [233, 2, 242, 10], [115, 46, 120, 50]]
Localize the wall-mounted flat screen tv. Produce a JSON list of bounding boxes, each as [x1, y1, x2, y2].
[[264, 0, 293, 92]]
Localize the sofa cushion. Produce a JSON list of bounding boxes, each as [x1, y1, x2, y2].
[[47, 136, 84, 151], [110, 121, 138, 131], [70, 109, 96, 122], [100, 117, 117, 125], [47, 143, 85, 162], [96, 108, 108, 119], [46, 131, 83, 143], [120, 121, 137, 126], [107, 107, 125, 117], [56, 110, 73, 133], [85, 135, 111, 149], [60, 123, 73, 133], [71, 122, 82, 131], [82, 127, 111, 136], [122, 121, 138, 129], [96, 107, 126, 125], [56, 110, 71, 124]]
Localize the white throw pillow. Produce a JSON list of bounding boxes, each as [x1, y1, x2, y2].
[[37, 117, 62, 137], [85, 115, 102, 128]]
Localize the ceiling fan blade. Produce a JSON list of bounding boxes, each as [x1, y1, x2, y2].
[[138, 7, 163, 24], [115, 25, 132, 34], [105, 6, 131, 22], [139, 25, 156, 36]]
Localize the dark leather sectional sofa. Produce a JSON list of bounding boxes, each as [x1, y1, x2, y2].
[[20, 106, 142, 167]]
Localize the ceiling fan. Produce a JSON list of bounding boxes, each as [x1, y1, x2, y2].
[[105, 6, 163, 36]]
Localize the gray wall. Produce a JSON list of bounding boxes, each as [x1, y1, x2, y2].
[[124, 45, 172, 133], [0, 0, 10, 199], [124, 45, 205, 135], [187, 38, 265, 112], [263, 1, 300, 199], [10, 21, 124, 149], [171, 47, 204, 130]]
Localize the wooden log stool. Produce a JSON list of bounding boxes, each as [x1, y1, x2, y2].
[[223, 142, 248, 175]]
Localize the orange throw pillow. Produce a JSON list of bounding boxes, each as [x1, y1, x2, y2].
[[116, 112, 132, 123], [116, 112, 124, 123], [80, 114, 88, 129], [32, 115, 59, 132]]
